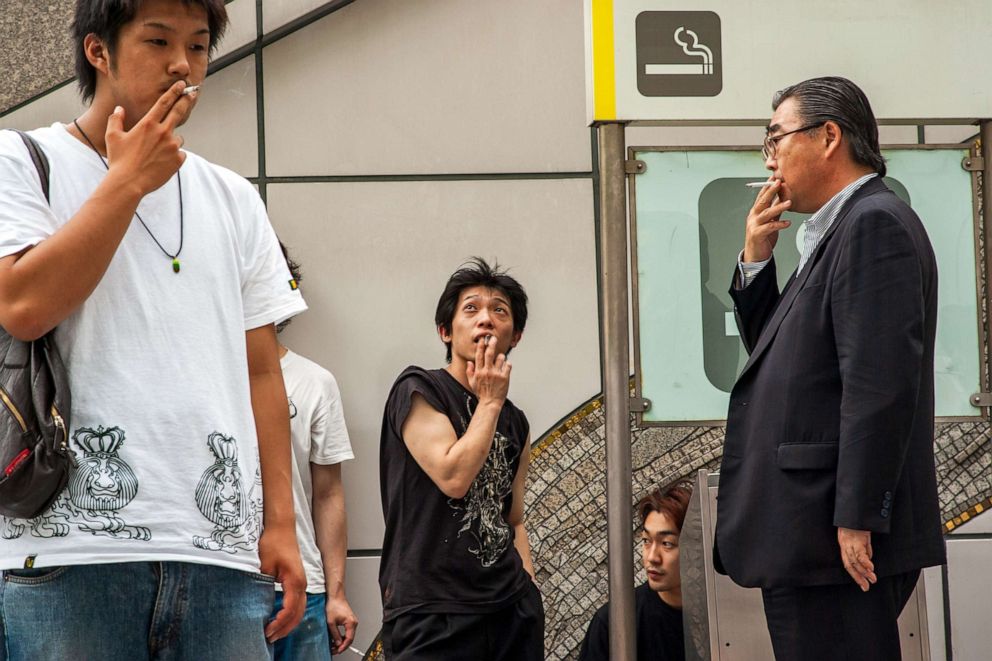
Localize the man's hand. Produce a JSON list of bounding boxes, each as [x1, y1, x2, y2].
[[743, 178, 793, 263], [838, 527, 877, 592], [259, 524, 307, 641], [326, 594, 358, 655], [104, 81, 195, 196], [466, 335, 511, 405]]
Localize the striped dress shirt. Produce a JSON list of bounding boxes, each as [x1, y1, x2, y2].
[[739, 173, 878, 287]]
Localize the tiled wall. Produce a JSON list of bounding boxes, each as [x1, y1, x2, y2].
[[2, 1, 988, 659]]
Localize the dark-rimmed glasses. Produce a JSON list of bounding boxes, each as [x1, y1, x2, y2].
[[762, 122, 825, 160]]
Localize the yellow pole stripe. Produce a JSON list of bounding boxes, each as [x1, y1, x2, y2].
[[591, 0, 616, 121]]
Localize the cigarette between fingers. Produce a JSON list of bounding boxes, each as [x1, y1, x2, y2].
[[181, 85, 201, 96], [745, 181, 776, 188]]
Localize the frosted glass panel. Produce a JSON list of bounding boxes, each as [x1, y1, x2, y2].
[[634, 147, 979, 422]]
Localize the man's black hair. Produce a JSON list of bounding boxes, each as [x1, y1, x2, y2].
[[435, 257, 528, 363], [276, 240, 302, 334], [772, 76, 886, 177], [72, 0, 229, 103]]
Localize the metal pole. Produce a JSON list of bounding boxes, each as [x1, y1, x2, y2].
[[981, 120, 992, 405], [596, 121, 636, 661]]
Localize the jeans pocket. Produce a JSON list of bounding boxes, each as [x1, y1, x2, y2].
[[246, 571, 276, 585], [4, 565, 70, 585]]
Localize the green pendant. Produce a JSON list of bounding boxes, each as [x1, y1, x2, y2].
[[172, 257, 181, 273]]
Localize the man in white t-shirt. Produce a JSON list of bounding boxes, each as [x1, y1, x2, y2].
[[0, 1, 306, 657], [272, 246, 358, 660]]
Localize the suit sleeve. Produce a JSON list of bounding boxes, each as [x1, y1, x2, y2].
[[831, 208, 926, 533], [729, 256, 781, 353]]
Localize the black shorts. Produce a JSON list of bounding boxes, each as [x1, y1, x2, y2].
[[382, 581, 545, 661]]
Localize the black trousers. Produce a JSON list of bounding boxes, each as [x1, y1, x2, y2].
[[760, 570, 920, 661], [382, 582, 545, 661]]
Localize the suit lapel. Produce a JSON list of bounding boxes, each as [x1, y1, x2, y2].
[[736, 178, 888, 381]]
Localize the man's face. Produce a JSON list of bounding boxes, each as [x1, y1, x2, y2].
[[763, 96, 825, 214], [99, 0, 210, 128], [642, 510, 681, 596], [440, 286, 521, 364]]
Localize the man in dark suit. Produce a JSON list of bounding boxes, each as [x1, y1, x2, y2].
[[714, 77, 946, 660]]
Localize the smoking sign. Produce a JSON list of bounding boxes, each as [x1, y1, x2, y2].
[[635, 11, 722, 97]]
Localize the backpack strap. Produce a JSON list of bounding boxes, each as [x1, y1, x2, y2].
[[9, 129, 50, 204]]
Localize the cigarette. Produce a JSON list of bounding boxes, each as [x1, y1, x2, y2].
[[745, 181, 776, 188], [181, 85, 201, 96]]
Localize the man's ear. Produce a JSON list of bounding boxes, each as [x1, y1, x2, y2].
[[438, 324, 451, 343], [822, 120, 844, 159], [510, 330, 522, 348], [84, 33, 111, 75]]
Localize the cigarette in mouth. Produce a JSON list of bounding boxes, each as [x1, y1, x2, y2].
[[181, 85, 201, 96], [745, 181, 776, 188]]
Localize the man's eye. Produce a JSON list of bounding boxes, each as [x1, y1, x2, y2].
[[148, 39, 167, 46], [190, 43, 208, 52]]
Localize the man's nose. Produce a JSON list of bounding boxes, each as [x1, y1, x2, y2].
[[477, 309, 494, 326], [765, 153, 777, 170], [169, 49, 192, 79], [646, 542, 662, 563]]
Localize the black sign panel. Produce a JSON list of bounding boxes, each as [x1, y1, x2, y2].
[[636, 11, 722, 97]]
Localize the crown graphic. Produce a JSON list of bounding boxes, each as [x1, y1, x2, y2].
[[72, 426, 125, 455], [206, 432, 239, 464]]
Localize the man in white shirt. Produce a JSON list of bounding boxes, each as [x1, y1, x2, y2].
[[0, 1, 305, 657], [273, 245, 358, 660]]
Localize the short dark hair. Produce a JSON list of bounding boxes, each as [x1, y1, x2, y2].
[[434, 257, 528, 363], [637, 482, 692, 532], [276, 240, 302, 334], [772, 76, 886, 177], [73, 0, 229, 103]]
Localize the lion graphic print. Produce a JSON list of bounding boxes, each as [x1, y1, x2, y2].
[[193, 432, 262, 554], [449, 395, 515, 567], [1, 425, 150, 541]]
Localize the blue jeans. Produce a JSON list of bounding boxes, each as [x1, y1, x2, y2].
[[0, 561, 274, 660], [271, 592, 332, 661]]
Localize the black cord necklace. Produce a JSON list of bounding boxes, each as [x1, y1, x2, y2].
[[73, 119, 184, 273]]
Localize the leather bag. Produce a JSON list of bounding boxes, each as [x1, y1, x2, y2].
[[0, 130, 74, 519]]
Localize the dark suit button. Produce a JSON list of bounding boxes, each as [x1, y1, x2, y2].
[[880, 509, 889, 518], [884, 490, 893, 499]]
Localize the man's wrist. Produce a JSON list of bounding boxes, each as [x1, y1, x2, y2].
[[476, 397, 504, 412]]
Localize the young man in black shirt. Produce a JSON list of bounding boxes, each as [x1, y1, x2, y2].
[[378, 257, 543, 660], [579, 484, 691, 661]]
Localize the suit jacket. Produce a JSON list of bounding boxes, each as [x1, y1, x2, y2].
[[714, 177, 946, 588]]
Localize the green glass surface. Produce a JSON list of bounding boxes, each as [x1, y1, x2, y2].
[[634, 148, 979, 422]]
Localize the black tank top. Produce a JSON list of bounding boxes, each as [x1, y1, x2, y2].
[[378, 366, 532, 621]]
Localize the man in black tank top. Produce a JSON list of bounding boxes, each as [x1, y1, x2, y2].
[[379, 257, 543, 660]]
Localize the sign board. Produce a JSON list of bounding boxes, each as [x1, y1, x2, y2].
[[585, 0, 992, 124], [631, 146, 981, 423]]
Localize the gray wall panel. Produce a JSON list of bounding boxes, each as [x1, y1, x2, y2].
[[268, 178, 601, 551], [262, 0, 590, 176]]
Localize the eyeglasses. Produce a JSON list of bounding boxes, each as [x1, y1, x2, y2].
[[762, 122, 825, 160]]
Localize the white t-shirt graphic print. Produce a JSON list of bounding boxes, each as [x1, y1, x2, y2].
[[0, 124, 306, 574]]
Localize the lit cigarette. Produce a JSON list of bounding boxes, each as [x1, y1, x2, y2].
[[181, 85, 201, 96], [745, 181, 776, 188]]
